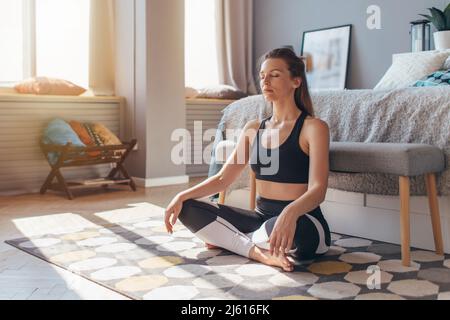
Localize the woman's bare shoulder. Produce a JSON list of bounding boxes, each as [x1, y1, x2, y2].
[[304, 116, 329, 133], [242, 119, 262, 145], [245, 119, 261, 129], [303, 116, 330, 144]]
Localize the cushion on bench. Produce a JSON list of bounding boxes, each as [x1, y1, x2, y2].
[[330, 142, 446, 177]]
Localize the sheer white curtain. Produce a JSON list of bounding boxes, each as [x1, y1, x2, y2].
[[0, 0, 24, 84], [89, 0, 116, 96], [36, 0, 90, 88], [185, 0, 220, 88], [215, 0, 257, 94]]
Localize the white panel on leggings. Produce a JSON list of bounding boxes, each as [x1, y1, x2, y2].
[[246, 221, 270, 250], [305, 214, 329, 254], [247, 221, 297, 253], [194, 217, 254, 258]]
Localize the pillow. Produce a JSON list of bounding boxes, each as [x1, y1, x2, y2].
[[69, 120, 100, 156], [69, 120, 95, 146], [83, 123, 104, 146], [185, 86, 199, 99], [374, 51, 449, 90], [412, 69, 450, 87], [444, 56, 450, 70], [196, 85, 247, 100], [91, 123, 122, 145], [43, 119, 85, 146], [14, 77, 86, 96], [42, 119, 85, 164]]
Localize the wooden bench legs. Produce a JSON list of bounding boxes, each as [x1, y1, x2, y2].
[[399, 173, 444, 266], [39, 168, 74, 200], [106, 163, 137, 191], [218, 191, 226, 205], [249, 171, 256, 211], [399, 176, 411, 266], [40, 168, 57, 195], [106, 140, 137, 191], [40, 140, 137, 200], [425, 173, 444, 255]]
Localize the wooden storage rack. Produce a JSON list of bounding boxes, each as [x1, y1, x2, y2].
[[39, 139, 137, 199]]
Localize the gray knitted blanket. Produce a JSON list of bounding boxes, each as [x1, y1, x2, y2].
[[211, 87, 450, 196]]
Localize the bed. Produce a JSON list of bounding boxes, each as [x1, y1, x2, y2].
[[207, 86, 450, 253]]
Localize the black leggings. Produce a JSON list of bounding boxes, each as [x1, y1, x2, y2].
[[178, 196, 331, 260]]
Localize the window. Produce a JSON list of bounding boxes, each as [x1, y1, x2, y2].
[[0, 0, 24, 83], [0, 0, 90, 87], [36, 0, 90, 88], [185, 0, 219, 89]]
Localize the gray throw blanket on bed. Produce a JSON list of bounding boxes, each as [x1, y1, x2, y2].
[[208, 87, 450, 196]]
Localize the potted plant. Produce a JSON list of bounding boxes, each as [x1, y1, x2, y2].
[[420, 4, 450, 49]]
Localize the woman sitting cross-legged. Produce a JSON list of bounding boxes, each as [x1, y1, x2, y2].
[[165, 48, 331, 272]]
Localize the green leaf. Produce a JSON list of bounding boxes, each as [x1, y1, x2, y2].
[[430, 7, 447, 30], [445, 3, 450, 14], [419, 14, 432, 22], [444, 3, 450, 29]]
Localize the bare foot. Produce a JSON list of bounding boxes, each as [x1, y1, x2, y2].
[[205, 242, 220, 250], [249, 246, 294, 272]]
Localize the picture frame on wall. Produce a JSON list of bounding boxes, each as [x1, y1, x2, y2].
[[300, 24, 352, 90]]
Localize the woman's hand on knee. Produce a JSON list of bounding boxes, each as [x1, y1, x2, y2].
[[269, 211, 297, 257], [165, 194, 184, 234]]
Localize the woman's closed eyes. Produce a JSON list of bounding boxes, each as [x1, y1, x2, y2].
[[260, 74, 280, 80]]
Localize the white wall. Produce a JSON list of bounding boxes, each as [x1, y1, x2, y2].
[[254, 0, 448, 89]]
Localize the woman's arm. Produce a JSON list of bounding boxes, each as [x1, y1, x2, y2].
[[180, 121, 258, 201], [178, 120, 259, 202], [284, 118, 330, 218], [165, 120, 260, 233]]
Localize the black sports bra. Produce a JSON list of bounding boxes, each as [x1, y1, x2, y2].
[[250, 112, 310, 184]]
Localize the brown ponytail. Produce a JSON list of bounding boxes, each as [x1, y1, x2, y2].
[[262, 48, 314, 116]]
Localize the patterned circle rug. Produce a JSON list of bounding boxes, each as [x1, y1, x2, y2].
[[5, 212, 450, 300]]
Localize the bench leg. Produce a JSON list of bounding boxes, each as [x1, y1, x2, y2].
[[40, 169, 57, 195], [425, 173, 444, 255], [117, 164, 137, 191], [250, 171, 256, 211], [399, 176, 411, 267], [55, 170, 74, 200], [218, 190, 226, 205]]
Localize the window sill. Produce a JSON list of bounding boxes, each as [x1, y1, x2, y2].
[[0, 91, 124, 104], [185, 97, 237, 105], [0, 87, 17, 94]]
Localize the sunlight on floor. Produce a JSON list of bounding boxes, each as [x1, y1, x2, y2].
[[11, 202, 167, 238]]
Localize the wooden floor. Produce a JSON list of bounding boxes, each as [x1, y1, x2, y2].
[[0, 176, 207, 300]]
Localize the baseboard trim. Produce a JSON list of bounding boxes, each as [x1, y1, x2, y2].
[[0, 189, 40, 196], [133, 175, 190, 188], [1, 175, 190, 195]]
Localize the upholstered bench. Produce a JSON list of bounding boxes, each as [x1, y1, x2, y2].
[[216, 140, 446, 266], [329, 142, 446, 266]]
